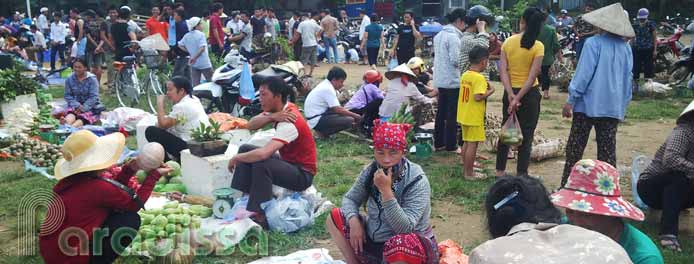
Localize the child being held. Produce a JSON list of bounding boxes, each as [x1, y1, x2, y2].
[[458, 46, 495, 180]]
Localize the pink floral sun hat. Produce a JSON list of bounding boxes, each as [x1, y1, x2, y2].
[[551, 159, 644, 221]]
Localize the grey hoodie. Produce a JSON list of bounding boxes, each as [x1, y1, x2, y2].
[[340, 158, 432, 243], [433, 24, 464, 89]]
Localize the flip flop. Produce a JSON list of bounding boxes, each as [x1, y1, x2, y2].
[[660, 235, 682, 252], [465, 171, 488, 180]]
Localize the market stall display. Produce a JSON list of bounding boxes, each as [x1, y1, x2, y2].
[[0, 135, 62, 168]]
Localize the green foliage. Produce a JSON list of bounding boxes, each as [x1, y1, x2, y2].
[[209, 52, 225, 70], [470, 0, 531, 32], [191, 120, 222, 142], [30, 89, 60, 136], [627, 97, 692, 120], [275, 37, 294, 61], [0, 65, 40, 102]]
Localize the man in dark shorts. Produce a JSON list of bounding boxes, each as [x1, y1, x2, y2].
[[84, 10, 107, 84]]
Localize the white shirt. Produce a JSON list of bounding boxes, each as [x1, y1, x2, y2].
[[38, 14, 49, 30], [379, 77, 432, 118], [178, 30, 212, 70], [240, 23, 253, 52], [33, 31, 46, 49], [272, 104, 299, 144], [304, 79, 341, 128], [167, 95, 210, 141], [359, 15, 371, 40], [50, 21, 67, 44], [128, 20, 143, 34], [226, 19, 244, 35], [297, 19, 321, 47], [288, 17, 296, 39]]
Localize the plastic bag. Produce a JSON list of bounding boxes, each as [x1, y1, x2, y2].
[[227, 195, 256, 221], [500, 113, 523, 147], [631, 155, 651, 209], [261, 193, 314, 233], [239, 62, 255, 105], [100, 107, 152, 131], [387, 58, 399, 71]]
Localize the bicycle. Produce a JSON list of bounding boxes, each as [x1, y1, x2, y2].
[[113, 44, 164, 113]]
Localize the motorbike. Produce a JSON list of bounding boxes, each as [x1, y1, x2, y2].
[[419, 18, 442, 58], [668, 41, 694, 85], [193, 51, 308, 116], [657, 23, 685, 58], [337, 29, 362, 62]]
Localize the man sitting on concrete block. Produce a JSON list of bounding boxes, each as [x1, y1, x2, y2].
[[227, 76, 317, 229]]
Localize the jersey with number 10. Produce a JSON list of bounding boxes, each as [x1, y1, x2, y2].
[[457, 70, 488, 126]]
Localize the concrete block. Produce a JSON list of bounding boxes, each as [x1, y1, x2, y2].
[[136, 115, 157, 151], [181, 149, 234, 198]]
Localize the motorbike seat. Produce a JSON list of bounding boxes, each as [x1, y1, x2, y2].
[[256, 67, 292, 79], [123, 56, 137, 63]]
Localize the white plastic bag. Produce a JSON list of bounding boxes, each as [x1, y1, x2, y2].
[[101, 107, 153, 131], [239, 62, 255, 104], [248, 248, 339, 264], [261, 193, 314, 233], [227, 195, 256, 221], [387, 58, 399, 71]]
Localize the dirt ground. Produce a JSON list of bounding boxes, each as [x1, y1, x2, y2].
[[308, 62, 694, 257]]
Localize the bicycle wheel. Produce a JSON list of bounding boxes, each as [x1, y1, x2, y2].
[[145, 71, 160, 114], [114, 72, 128, 108]]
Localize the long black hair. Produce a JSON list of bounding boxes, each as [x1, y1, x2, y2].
[[170, 76, 193, 97], [444, 8, 466, 25], [484, 176, 562, 238], [520, 7, 545, 49]]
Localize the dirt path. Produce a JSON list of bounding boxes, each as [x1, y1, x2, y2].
[[309, 63, 693, 259]]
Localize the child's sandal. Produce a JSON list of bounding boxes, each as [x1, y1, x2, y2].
[[659, 234, 682, 253]]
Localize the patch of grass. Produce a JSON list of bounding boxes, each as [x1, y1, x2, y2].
[[627, 98, 692, 120], [46, 85, 65, 99], [630, 220, 694, 264]]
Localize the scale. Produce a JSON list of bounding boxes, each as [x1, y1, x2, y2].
[[212, 188, 236, 219], [414, 133, 433, 159]]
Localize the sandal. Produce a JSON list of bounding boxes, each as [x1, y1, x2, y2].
[[659, 234, 682, 252], [465, 171, 488, 180]]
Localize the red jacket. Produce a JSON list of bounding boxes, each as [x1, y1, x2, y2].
[[39, 165, 161, 264], [275, 103, 318, 175]]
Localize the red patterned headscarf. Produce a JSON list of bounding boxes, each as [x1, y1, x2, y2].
[[372, 120, 412, 151]]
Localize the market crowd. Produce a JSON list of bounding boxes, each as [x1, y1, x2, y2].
[[11, 1, 691, 263]]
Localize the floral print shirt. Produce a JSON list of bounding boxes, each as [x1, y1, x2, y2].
[[469, 223, 633, 264], [64, 72, 101, 112], [632, 20, 657, 50]]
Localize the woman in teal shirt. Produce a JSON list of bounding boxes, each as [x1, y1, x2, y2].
[[361, 14, 384, 69]]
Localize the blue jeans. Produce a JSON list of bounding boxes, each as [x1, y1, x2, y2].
[[324, 37, 338, 63]]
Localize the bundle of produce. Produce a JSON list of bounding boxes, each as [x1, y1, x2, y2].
[[389, 104, 415, 125], [5, 104, 37, 135], [127, 201, 210, 259], [409, 99, 437, 126], [530, 131, 565, 162], [30, 89, 59, 136], [0, 136, 62, 168], [152, 161, 187, 194]]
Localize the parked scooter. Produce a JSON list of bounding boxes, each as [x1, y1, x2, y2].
[[669, 40, 694, 85], [193, 50, 308, 116], [193, 50, 246, 115], [419, 18, 442, 58]]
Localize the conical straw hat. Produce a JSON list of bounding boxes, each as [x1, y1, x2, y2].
[[582, 3, 635, 38], [385, 64, 416, 80], [677, 100, 694, 124]]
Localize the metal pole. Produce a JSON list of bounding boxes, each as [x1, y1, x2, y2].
[[501, 0, 505, 11], [26, 0, 32, 19]]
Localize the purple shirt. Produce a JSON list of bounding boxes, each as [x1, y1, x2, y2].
[[345, 83, 384, 110]]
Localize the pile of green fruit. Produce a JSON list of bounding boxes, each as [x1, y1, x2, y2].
[[129, 201, 212, 255], [0, 136, 62, 168], [140, 160, 188, 193], [389, 104, 415, 125], [500, 127, 523, 146]]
